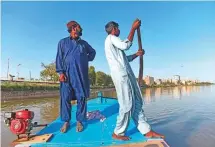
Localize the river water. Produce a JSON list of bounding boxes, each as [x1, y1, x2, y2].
[[1, 86, 215, 147]]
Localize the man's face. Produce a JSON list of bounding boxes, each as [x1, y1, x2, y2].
[[114, 27, 120, 37], [70, 23, 82, 39]]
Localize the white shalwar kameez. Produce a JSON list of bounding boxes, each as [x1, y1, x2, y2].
[[104, 34, 151, 136]]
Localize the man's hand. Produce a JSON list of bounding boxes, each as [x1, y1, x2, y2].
[[59, 73, 67, 82], [132, 19, 141, 30], [128, 19, 141, 42], [135, 49, 145, 56]]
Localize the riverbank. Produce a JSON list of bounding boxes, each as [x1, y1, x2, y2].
[[1, 90, 59, 101], [1, 81, 213, 101], [1, 88, 117, 101], [1, 82, 115, 101]]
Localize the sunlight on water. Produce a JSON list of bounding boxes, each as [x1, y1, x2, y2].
[[1, 86, 215, 147]]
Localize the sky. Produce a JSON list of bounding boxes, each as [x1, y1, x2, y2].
[[1, 1, 215, 82]]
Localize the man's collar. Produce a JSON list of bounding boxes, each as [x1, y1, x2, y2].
[[70, 36, 81, 42]]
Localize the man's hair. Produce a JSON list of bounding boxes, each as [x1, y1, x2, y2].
[[105, 21, 119, 34]]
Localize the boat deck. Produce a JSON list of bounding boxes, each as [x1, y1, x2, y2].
[[19, 95, 169, 147]]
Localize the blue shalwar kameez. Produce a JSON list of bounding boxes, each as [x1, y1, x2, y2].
[[56, 37, 96, 123]]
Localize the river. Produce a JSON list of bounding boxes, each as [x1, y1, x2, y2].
[[1, 86, 215, 147]]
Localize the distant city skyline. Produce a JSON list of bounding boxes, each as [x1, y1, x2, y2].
[[1, 2, 215, 82]]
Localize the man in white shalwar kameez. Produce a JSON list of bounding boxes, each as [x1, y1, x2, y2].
[[104, 20, 164, 140]]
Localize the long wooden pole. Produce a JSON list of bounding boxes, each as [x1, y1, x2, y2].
[[137, 27, 143, 86]]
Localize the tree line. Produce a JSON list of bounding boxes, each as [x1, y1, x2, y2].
[[40, 62, 114, 86]]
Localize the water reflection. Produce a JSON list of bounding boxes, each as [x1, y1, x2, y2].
[[155, 88, 162, 98], [40, 100, 59, 123], [144, 88, 156, 103], [143, 86, 202, 103], [172, 87, 182, 99]]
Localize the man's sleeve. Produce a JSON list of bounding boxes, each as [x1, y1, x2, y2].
[[110, 35, 132, 50], [86, 42, 96, 61], [126, 55, 134, 62], [56, 40, 64, 74]]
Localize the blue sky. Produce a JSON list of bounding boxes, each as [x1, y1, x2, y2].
[[1, 2, 215, 82]]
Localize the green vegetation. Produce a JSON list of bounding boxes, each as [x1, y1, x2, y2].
[[40, 62, 114, 87], [40, 62, 59, 82], [1, 81, 115, 91], [1, 82, 59, 91], [147, 81, 213, 88], [190, 82, 213, 86], [95, 71, 113, 86], [149, 81, 177, 88], [89, 66, 96, 86]]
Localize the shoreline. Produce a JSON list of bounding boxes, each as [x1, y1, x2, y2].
[[1, 90, 60, 101], [1, 88, 116, 101], [1, 84, 213, 101]]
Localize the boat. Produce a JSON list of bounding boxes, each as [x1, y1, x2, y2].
[[13, 92, 170, 147]]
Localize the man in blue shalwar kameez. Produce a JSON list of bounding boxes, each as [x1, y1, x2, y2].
[[56, 21, 96, 133]]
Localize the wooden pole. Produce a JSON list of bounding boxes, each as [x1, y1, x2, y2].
[[137, 27, 144, 86]]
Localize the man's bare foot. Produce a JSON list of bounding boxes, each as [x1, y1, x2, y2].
[[76, 121, 83, 132], [60, 122, 69, 133], [112, 133, 130, 141], [145, 130, 165, 139]]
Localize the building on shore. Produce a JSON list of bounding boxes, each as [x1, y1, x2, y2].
[[195, 79, 200, 83], [17, 77, 25, 80], [181, 80, 186, 85], [155, 79, 162, 85], [9, 74, 15, 81], [144, 76, 154, 86], [167, 78, 173, 83], [186, 80, 197, 85], [161, 79, 165, 83], [173, 75, 180, 84]]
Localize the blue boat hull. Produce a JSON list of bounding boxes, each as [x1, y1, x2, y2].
[[28, 94, 167, 147]]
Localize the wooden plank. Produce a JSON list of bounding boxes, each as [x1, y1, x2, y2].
[[109, 140, 170, 147], [11, 134, 52, 146]]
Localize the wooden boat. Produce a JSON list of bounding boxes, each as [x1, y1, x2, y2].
[[13, 92, 170, 147]]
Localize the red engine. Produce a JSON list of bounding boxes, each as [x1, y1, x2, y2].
[[4, 109, 46, 139]]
